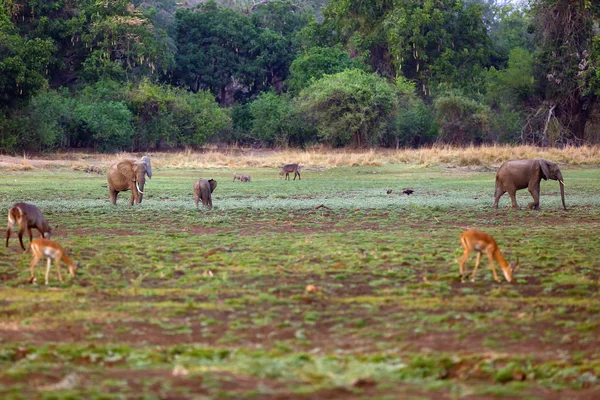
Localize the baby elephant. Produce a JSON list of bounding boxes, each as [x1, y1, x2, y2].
[[194, 178, 217, 209]]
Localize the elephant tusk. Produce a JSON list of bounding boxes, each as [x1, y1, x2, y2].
[[558, 179, 565, 186], [135, 181, 144, 194]]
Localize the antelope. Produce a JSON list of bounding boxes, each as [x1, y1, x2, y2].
[[6, 203, 52, 251], [458, 229, 519, 283], [29, 239, 78, 285], [279, 164, 301, 180]]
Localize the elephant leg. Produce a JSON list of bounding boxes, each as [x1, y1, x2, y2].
[[507, 189, 520, 209], [110, 189, 118, 205], [129, 191, 135, 206], [493, 185, 505, 209], [527, 184, 540, 210]]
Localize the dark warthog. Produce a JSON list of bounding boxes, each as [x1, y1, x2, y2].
[[279, 164, 301, 180]]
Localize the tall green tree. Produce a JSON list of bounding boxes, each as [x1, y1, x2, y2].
[[0, 11, 53, 108], [297, 69, 398, 147], [286, 46, 367, 94], [172, 1, 306, 105], [529, 0, 600, 144]]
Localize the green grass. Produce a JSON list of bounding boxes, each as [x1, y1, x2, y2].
[[1, 164, 599, 399]]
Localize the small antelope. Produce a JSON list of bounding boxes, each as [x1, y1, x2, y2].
[[29, 239, 78, 285], [279, 164, 301, 180], [458, 229, 519, 283], [6, 203, 52, 251]]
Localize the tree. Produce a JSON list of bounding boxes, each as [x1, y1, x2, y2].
[[172, 1, 307, 105], [0, 11, 53, 108], [528, 0, 600, 144], [286, 46, 367, 93], [434, 91, 491, 144], [297, 69, 398, 147]]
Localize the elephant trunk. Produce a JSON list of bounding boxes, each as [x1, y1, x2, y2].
[[559, 180, 566, 210], [135, 180, 144, 195]]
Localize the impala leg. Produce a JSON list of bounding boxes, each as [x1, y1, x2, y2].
[[486, 250, 500, 282], [45, 257, 51, 285], [459, 250, 470, 282], [56, 258, 63, 282], [470, 252, 482, 282], [30, 253, 41, 283]]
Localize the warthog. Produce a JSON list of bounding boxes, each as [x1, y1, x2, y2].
[[279, 164, 301, 180]]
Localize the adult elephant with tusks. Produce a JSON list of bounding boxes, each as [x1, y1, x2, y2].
[[493, 158, 566, 210], [107, 156, 152, 205]]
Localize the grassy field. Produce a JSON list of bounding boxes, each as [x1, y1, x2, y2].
[[1, 152, 599, 399]]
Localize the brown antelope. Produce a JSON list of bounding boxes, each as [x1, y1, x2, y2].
[[6, 203, 52, 251], [29, 238, 78, 285], [458, 229, 519, 283], [279, 164, 301, 180]]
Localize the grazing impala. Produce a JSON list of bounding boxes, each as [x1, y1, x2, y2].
[[458, 229, 519, 283], [29, 239, 78, 285], [6, 202, 52, 250]]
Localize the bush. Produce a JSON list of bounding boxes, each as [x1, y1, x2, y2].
[[297, 69, 398, 147], [434, 92, 492, 144]]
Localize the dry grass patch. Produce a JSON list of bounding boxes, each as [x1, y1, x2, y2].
[[32, 145, 600, 169]]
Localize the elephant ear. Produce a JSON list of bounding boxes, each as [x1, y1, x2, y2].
[[538, 159, 550, 181], [117, 160, 136, 181], [209, 179, 217, 193], [141, 156, 152, 179]]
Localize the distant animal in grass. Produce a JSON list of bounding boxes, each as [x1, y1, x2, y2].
[[194, 178, 217, 209], [458, 229, 519, 283], [386, 189, 393, 195], [6, 202, 52, 251], [29, 238, 78, 285], [402, 189, 414, 195], [233, 172, 251, 182], [279, 164, 301, 180]]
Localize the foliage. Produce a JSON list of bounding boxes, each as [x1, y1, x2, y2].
[[248, 92, 316, 147], [6, 0, 170, 87], [298, 69, 398, 147], [286, 46, 367, 94], [434, 91, 491, 144], [172, 1, 306, 105], [127, 79, 230, 149], [320, 0, 494, 96], [528, 0, 600, 144], [0, 11, 54, 108]]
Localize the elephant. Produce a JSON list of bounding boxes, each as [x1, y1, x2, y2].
[[493, 158, 566, 210], [194, 178, 217, 209], [107, 156, 152, 205]]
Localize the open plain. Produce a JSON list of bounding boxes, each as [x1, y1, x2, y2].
[[1, 149, 599, 399]]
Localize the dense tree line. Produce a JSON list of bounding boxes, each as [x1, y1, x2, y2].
[[0, 0, 599, 152]]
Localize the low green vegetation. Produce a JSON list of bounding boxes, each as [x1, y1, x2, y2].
[[1, 163, 599, 398]]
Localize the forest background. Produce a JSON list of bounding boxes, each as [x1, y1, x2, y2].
[[1, 0, 599, 152]]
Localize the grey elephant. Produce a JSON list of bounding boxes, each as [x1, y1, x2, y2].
[[194, 178, 217, 209], [107, 156, 152, 205], [493, 158, 566, 210]]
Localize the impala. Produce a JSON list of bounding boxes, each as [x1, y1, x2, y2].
[[458, 229, 519, 283], [29, 239, 78, 285]]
